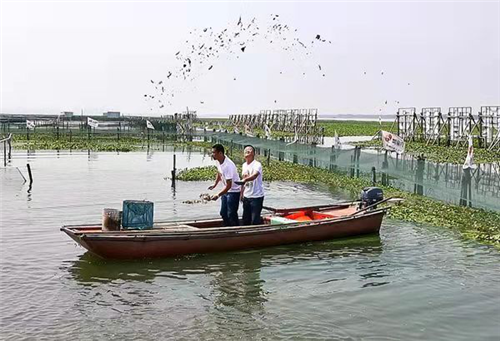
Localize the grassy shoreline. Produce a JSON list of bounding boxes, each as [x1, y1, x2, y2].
[[176, 142, 500, 248]]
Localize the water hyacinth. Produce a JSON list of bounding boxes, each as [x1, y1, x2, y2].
[[318, 120, 392, 137]]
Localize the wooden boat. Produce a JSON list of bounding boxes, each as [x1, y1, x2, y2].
[[61, 202, 389, 260]]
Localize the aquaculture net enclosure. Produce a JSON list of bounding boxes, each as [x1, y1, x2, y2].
[[202, 131, 500, 213]]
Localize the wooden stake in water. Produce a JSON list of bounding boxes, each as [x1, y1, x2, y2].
[[27, 163, 33, 185], [171, 154, 177, 186], [371, 166, 377, 186]]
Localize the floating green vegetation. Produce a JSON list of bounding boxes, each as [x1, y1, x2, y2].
[[195, 119, 390, 138], [10, 131, 177, 152], [354, 139, 500, 164], [318, 120, 392, 137], [178, 158, 500, 248]]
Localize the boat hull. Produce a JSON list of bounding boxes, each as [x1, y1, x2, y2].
[[62, 209, 386, 259]]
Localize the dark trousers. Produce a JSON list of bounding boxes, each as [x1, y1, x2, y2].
[[242, 197, 264, 226], [220, 192, 240, 226]]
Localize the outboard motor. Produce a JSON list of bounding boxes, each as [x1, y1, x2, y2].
[[359, 187, 384, 209]]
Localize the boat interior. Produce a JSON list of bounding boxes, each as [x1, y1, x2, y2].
[[65, 205, 359, 233]]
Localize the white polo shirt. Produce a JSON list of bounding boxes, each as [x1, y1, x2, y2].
[[242, 160, 264, 198], [216, 156, 241, 193]]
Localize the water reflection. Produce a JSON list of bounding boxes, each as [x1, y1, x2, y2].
[[67, 235, 382, 288]]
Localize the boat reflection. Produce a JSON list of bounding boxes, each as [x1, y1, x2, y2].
[[68, 235, 382, 286], [64, 235, 383, 329]]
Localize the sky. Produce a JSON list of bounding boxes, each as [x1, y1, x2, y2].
[[1, 1, 499, 117]]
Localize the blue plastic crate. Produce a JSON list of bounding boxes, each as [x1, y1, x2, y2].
[[122, 200, 154, 230]]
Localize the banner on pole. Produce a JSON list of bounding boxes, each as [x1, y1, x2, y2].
[[146, 120, 155, 130], [26, 120, 36, 130], [334, 130, 342, 149], [87, 117, 99, 128], [463, 134, 476, 169], [286, 128, 299, 146], [381, 130, 405, 154], [264, 124, 272, 139]]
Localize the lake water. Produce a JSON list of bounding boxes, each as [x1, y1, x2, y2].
[[1, 149, 499, 340]]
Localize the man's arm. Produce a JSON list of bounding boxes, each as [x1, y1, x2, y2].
[[208, 172, 221, 190], [213, 179, 232, 200], [242, 170, 260, 183]]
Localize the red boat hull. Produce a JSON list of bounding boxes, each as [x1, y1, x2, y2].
[[62, 209, 386, 259]]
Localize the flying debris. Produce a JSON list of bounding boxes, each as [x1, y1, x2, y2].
[[200, 101, 204, 104], [381, 71, 384, 75], [145, 14, 333, 106], [385, 100, 388, 104]]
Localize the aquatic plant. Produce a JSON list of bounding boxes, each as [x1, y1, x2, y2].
[[318, 120, 393, 137]]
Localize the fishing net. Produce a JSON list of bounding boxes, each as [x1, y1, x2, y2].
[[201, 131, 500, 212]]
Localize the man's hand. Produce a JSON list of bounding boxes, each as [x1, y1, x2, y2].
[[211, 194, 219, 201], [208, 185, 216, 191]]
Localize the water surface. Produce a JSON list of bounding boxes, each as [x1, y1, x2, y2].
[[1, 149, 499, 340]]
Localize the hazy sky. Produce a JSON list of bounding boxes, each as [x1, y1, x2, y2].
[[1, 1, 499, 117]]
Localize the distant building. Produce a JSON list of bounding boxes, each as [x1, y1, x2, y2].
[[62, 111, 73, 118], [103, 111, 121, 118]]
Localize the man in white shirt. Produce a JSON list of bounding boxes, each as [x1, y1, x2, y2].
[[208, 144, 241, 226], [240, 145, 265, 225]]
